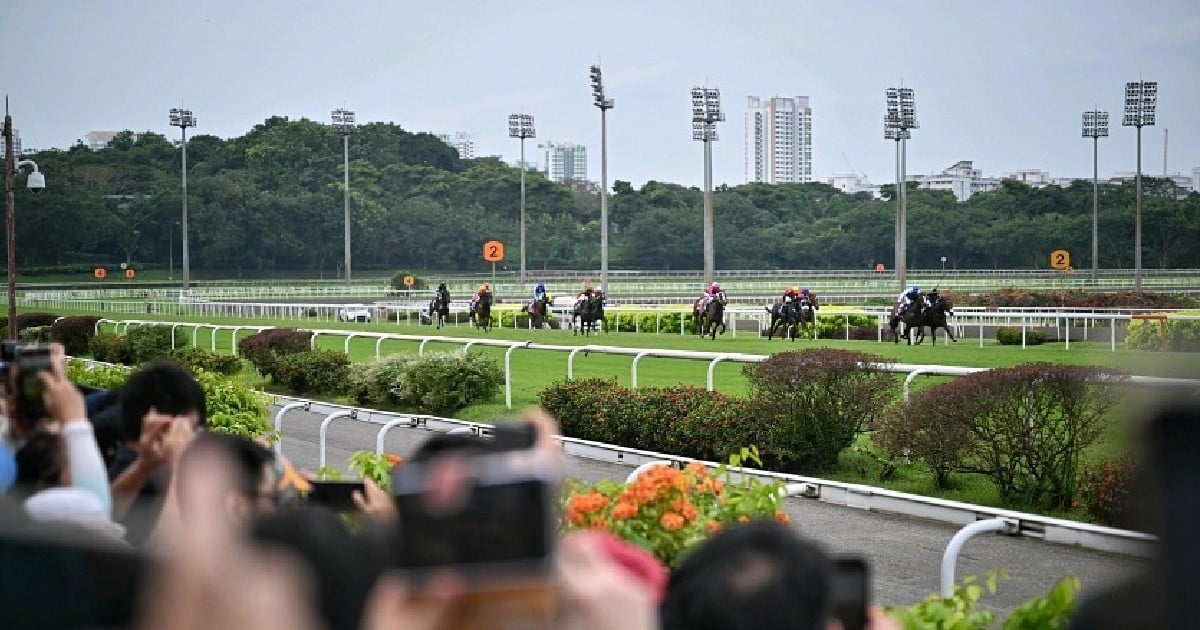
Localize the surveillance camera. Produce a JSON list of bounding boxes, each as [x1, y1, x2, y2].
[[26, 171, 45, 195]]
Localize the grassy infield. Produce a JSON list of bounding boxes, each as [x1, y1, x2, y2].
[[64, 306, 1200, 520]]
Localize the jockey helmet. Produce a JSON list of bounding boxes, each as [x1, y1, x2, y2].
[[711, 282, 721, 291], [791, 286, 799, 293], [536, 282, 545, 290], [912, 285, 919, 293], [801, 287, 809, 294]]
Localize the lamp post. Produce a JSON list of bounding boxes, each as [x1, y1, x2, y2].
[[590, 65, 614, 295], [1122, 81, 1156, 290], [4, 101, 47, 340], [691, 86, 724, 286], [885, 87, 918, 292], [168, 108, 196, 292], [1082, 110, 1109, 283], [508, 113, 536, 283], [331, 108, 356, 288], [940, 255, 947, 274]]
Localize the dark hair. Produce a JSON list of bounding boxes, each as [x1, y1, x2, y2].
[[181, 432, 274, 500], [118, 361, 206, 441], [11, 431, 64, 500], [409, 432, 497, 463], [661, 520, 833, 630]]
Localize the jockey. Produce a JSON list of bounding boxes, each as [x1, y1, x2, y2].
[[896, 285, 920, 316], [574, 280, 594, 309], [533, 282, 547, 303], [698, 282, 722, 310], [924, 288, 941, 308], [469, 282, 491, 313], [799, 287, 819, 310], [782, 286, 799, 304], [436, 282, 450, 301]]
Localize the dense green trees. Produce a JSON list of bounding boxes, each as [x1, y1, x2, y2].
[[12, 116, 1199, 275]]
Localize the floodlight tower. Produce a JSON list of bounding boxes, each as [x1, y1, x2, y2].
[[168, 107, 196, 291], [884, 87, 917, 291], [331, 108, 356, 287], [1122, 81, 1157, 289], [591, 65, 614, 295], [508, 113, 536, 283], [1082, 110, 1109, 282], [691, 86, 724, 286]]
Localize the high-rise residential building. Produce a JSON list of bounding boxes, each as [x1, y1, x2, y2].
[[540, 141, 588, 183], [2, 127, 20, 156], [745, 96, 812, 184], [435, 132, 477, 159]]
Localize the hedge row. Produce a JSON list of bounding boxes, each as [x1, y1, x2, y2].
[[89, 327, 241, 375], [1125, 316, 1200, 352], [995, 327, 1048, 345], [952, 288, 1197, 309]]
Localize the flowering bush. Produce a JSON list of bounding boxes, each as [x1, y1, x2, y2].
[[561, 447, 788, 567], [1075, 457, 1137, 526]]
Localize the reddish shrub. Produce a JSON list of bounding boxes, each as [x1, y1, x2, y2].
[[15, 312, 61, 331], [237, 328, 312, 380], [51, 315, 102, 355], [957, 288, 1196, 309], [1075, 457, 1138, 526]]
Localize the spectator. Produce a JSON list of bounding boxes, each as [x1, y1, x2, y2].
[[175, 432, 280, 526], [109, 360, 204, 545]]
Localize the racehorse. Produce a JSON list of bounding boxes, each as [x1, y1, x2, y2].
[[427, 292, 450, 329], [912, 296, 957, 345], [572, 290, 605, 336], [796, 296, 817, 340], [471, 291, 493, 332], [889, 298, 924, 344], [765, 300, 800, 341], [695, 291, 728, 340], [526, 294, 554, 329]]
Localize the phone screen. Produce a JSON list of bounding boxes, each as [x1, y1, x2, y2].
[[306, 481, 365, 512], [15, 346, 52, 427], [832, 557, 869, 630], [393, 477, 553, 573]]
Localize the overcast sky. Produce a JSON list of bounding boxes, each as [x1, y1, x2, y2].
[[3, 1, 1197, 189]]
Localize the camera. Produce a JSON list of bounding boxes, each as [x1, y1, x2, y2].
[[26, 170, 45, 195], [6, 343, 54, 430]]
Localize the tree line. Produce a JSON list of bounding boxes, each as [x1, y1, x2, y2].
[[12, 115, 1199, 276]]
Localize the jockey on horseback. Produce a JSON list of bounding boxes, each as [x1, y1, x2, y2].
[[534, 282, 547, 303], [783, 286, 799, 304], [799, 287, 819, 309], [574, 280, 594, 310], [924, 288, 941, 309], [698, 282, 722, 312], [436, 282, 450, 303], [469, 282, 491, 315], [895, 285, 920, 317]]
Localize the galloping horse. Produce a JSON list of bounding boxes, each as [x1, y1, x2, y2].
[[796, 296, 817, 340], [889, 298, 924, 344], [572, 290, 605, 336], [526, 294, 554, 329], [765, 300, 800, 341], [427, 292, 450, 329], [912, 296, 957, 345], [695, 290, 728, 340], [471, 291, 493, 332]]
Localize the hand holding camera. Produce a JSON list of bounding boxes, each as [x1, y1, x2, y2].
[[3, 342, 85, 433]]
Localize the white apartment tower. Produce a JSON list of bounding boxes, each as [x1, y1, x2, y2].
[[541, 142, 588, 183], [745, 96, 812, 184], [435, 132, 477, 159]]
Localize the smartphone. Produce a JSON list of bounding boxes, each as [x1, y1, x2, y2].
[[306, 480, 365, 512], [832, 556, 870, 630], [489, 422, 537, 452], [390, 452, 556, 580], [14, 345, 53, 428]]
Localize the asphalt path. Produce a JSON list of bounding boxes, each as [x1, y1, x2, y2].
[[275, 405, 1144, 616]]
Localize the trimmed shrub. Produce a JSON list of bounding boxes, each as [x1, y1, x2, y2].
[[996, 326, 1047, 345], [273, 349, 350, 395], [1126, 316, 1200, 352], [124, 325, 183, 364], [15, 312, 61, 331], [170, 346, 243, 376], [1075, 456, 1138, 526], [18, 325, 53, 342], [876, 380, 978, 489], [389, 270, 428, 291], [51, 316, 102, 355], [540, 378, 632, 444], [958, 288, 1196, 309], [392, 351, 503, 415], [743, 349, 898, 473], [347, 353, 419, 406], [238, 328, 311, 380], [88, 332, 133, 365]]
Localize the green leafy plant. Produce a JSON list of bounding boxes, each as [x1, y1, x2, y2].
[[347, 450, 403, 491], [346, 353, 419, 406], [237, 328, 312, 381], [391, 351, 503, 415], [88, 332, 134, 365], [272, 349, 351, 395], [996, 327, 1047, 346], [890, 572, 1004, 630], [170, 346, 244, 376], [124, 325, 184, 364]]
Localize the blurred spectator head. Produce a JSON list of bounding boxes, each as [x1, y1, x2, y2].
[[178, 432, 277, 526], [661, 520, 832, 630], [119, 361, 205, 443]]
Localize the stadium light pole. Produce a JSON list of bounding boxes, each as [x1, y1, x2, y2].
[[1082, 110, 1109, 283], [331, 108, 356, 288], [885, 87, 917, 292], [168, 107, 196, 292], [691, 86, 724, 286], [591, 65, 613, 295], [508, 113, 536, 283], [1122, 81, 1156, 290]]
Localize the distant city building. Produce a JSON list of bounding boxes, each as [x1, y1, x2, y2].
[[435, 132, 477, 159], [540, 142, 588, 183], [910, 160, 999, 202], [826, 173, 881, 198], [1193, 167, 1200, 194], [745, 96, 812, 184], [85, 130, 143, 151], [2, 127, 20, 156]]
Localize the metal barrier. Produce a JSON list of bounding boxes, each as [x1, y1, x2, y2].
[[940, 518, 1017, 596], [318, 410, 354, 468]]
